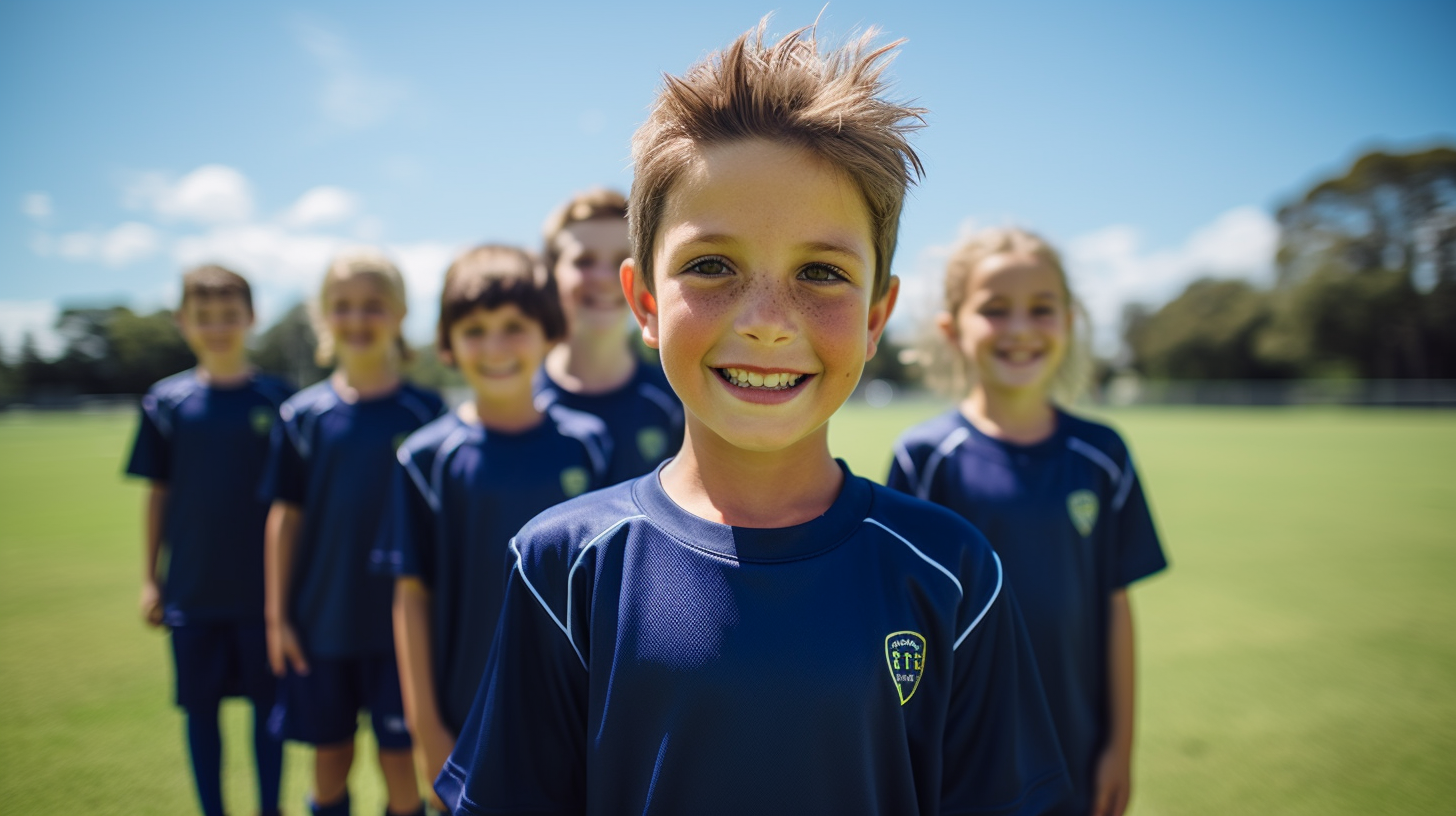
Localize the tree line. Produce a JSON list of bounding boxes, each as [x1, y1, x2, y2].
[[1123, 147, 1456, 381]]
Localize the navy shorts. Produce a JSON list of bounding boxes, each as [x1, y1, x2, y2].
[[170, 619, 277, 710], [268, 654, 412, 750]]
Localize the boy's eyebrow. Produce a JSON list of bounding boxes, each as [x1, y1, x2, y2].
[[676, 231, 871, 264]]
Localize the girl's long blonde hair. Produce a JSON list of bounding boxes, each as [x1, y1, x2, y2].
[[312, 247, 412, 367]]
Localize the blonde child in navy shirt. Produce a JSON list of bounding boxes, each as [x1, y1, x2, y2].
[[262, 249, 444, 816], [889, 228, 1168, 816]]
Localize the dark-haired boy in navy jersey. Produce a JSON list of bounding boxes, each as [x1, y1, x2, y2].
[[125, 264, 291, 816], [534, 188, 683, 483], [378, 245, 612, 811], [436, 21, 1071, 816]]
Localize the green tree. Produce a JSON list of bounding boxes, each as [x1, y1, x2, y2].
[[252, 302, 327, 387], [1125, 278, 1290, 380]]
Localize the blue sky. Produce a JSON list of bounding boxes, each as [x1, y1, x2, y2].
[[2, 0, 1453, 357]]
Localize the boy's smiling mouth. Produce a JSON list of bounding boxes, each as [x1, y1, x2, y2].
[[715, 366, 809, 391]]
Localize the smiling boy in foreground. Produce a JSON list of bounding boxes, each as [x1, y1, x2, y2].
[[436, 21, 1071, 816]]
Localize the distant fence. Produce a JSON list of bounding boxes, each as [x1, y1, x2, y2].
[[1098, 378, 1456, 407]]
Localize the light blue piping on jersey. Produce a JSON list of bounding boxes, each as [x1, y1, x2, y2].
[[915, 426, 973, 501], [546, 405, 610, 481], [398, 425, 471, 514], [863, 517, 1002, 651], [637, 382, 685, 430], [1068, 436, 1138, 512], [510, 515, 647, 670]]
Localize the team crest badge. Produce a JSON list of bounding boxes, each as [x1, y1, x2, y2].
[[560, 466, 589, 498], [637, 427, 668, 462], [249, 406, 274, 436], [1067, 489, 1099, 537], [885, 631, 927, 705]]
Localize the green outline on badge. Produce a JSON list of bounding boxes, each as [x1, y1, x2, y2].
[[885, 630, 927, 705]]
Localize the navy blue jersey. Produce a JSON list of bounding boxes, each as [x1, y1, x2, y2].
[[888, 410, 1167, 814], [124, 370, 293, 625], [260, 380, 445, 658], [376, 404, 612, 734], [534, 358, 683, 484], [438, 464, 1070, 816]]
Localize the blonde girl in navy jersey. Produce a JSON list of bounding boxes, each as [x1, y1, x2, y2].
[[262, 249, 444, 816], [889, 228, 1167, 816]]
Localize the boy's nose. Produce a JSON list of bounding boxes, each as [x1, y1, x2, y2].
[[735, 280, 795, 345]]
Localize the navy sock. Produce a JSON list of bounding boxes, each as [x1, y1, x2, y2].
[[252, 696, 284, 813], [184, 704, 225, 816], [312, 791, 350, 816]]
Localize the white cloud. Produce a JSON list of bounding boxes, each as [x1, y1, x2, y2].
[[283, 186, 359, 229], [101, 222, 162, 265], [293, 19, 407, 130], [125, 165, 254, 224], [388, 240, 462, 343], [39, 222, 161, 266], [172, 223, 344, 286], [1066, 205, 1277, 354], [21, 192, 52, 220], [0, 301, 63, 360]]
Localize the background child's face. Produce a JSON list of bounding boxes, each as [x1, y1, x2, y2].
[[323, 275, 404, 366], [446, 304, 552, 404], [941, 253, 1070, 397], [177, 294, 253, 362], [629, 138, 895, 453], [553, 218, 632, 338]]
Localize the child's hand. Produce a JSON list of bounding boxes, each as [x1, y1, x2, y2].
[[139, 581, 165, 628], [266, 620, 310, 677], [1091, 742, 1132, 816], [416, 716, 456, 811]]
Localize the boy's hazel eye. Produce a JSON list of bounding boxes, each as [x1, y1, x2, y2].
[[799, 264, 845, 283], [688, 258, 730, 276]]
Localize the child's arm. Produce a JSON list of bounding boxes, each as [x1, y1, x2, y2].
[[139, 483, 168, 627], [393, 577, 452, 810], [1092, 588, 1135, 816], [264, 500, 309, 676]]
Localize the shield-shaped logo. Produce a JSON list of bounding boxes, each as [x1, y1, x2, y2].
[[249, 406, 274, 436], [560, 466, 589, 498], [1067, 489, 1099, 537], [885, 631, 927, 705], [637, 426, 668, 462]]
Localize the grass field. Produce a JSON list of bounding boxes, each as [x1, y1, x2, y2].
[[2, 403, 1453, 814]]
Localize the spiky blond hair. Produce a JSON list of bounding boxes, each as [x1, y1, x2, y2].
[[629, 18, 925, 299]]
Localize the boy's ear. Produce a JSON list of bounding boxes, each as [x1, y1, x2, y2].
[[621, 258, 659, 350], [865, 275, 900, 361]]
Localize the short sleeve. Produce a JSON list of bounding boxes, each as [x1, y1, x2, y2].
[[376, 452, 436, 583], [1109, 454, 1167, 588], [941, 581, 1071, 815], [124, 396, 170, 482], [435, 553, 589, 815], [259, 410, 306, 505]]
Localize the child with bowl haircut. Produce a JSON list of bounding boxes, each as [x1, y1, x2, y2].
[[126, 264, 292, 816], [437, 21, 1070, 816], [889, 228, 1167, 816], [380, 245, 611, 807], [262, 249, 444, 816], [535, 188, 683, 483]]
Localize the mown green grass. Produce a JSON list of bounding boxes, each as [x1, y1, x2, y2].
[[2, 404, 1454, 814]]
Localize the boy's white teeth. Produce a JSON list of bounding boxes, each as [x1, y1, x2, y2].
[[720, 367, 803, 390]]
